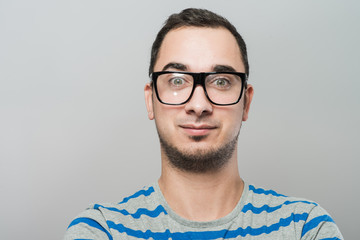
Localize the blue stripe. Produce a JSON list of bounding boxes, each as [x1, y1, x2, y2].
[[94, 204, 167, 219], [242, 200, 317, 214], [320, 238, 341, 240], [249, 185, 287, 197], [118, 186, 154, 204], [68, 217, 113, 240], [301, 214, 335, 237], [107, 212, 308, 239]]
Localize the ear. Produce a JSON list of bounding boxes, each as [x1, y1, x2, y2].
[[144, 83, 154, 120], [242, 84, 254, 121]]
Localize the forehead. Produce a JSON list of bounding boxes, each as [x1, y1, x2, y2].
[[154, 27, 244, 72]]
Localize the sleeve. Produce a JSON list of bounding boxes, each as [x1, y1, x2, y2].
[[300, 205, 343, 240], [63, 208, 113, 240]]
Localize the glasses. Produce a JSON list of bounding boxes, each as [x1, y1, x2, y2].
[[150, 71, 247, 106]]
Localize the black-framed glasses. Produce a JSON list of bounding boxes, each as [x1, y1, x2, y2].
[[150, 71, 247, 106]]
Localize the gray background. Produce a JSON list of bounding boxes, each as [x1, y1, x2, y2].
[[0, 0, 358, 239]]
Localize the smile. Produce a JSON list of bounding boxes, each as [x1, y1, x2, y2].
[[180, 124, 217, 136]]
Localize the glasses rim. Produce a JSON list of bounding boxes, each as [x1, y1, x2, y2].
[[150, 71, 248, 106]]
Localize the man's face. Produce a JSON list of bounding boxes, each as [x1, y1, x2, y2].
[[145, 27, 253, 172]]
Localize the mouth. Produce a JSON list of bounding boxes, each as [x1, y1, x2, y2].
[[179, 124, 217, 136]]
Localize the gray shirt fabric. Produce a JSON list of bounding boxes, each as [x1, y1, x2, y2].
[[64, 181, 343, 239]]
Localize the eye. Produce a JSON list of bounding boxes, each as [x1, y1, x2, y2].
[[211, 77, 231, 88], [214, 78, 229, 86], [170, 77, 185, 86]]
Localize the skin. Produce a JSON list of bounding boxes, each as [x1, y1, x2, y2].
[[144, 27, 254, 221]]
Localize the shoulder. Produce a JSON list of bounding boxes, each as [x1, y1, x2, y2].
[[64, 184, 161, 240], [243, 183, 343, 239], [93, 184, 158, 216], [245, 183, 319, 214]]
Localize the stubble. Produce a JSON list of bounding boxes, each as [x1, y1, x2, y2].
[[158, 130, 240, 174]]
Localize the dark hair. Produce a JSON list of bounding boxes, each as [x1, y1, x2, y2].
[[149, 8, 249, 76]]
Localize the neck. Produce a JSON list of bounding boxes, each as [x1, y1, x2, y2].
[[159, 151, 243, 222]]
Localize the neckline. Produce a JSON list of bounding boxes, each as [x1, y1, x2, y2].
[[153, 181, 249, 228]]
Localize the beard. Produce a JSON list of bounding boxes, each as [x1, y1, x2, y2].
[[158, 130, 240, 174]]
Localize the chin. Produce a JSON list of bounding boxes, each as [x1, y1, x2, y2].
[[189, 135, 208, 142]]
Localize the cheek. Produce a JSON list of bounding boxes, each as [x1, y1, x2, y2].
[[153, 105, 177, 130], [220, 109, 243, 135]]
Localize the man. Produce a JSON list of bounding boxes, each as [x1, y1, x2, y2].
[[64, 8, 343, 239]]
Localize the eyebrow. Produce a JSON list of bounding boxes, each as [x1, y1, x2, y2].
[[162, 62, 187, 71], [213, 65, 237, 72], [161, 63, 237, 72]]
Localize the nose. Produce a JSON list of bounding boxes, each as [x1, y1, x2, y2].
[[184, 85, 213, 116]]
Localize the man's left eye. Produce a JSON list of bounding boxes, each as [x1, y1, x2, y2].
[[216, 79, 227, 85], [213, 78, 230, 87]]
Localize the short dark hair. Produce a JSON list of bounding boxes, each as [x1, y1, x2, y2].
[[149, 8, 249, 76]]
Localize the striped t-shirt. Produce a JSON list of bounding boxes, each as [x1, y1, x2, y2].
[[64, 182, 343, 239]]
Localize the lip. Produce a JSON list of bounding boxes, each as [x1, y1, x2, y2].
[[179, 124, 217, 136]]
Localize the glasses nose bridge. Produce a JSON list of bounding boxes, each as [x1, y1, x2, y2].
[[192, 72, 207, 88], [189, 72, 211, 104]]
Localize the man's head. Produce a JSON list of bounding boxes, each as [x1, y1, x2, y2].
[[149, 8, 249, 76], [145, 8, 253, 174]]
